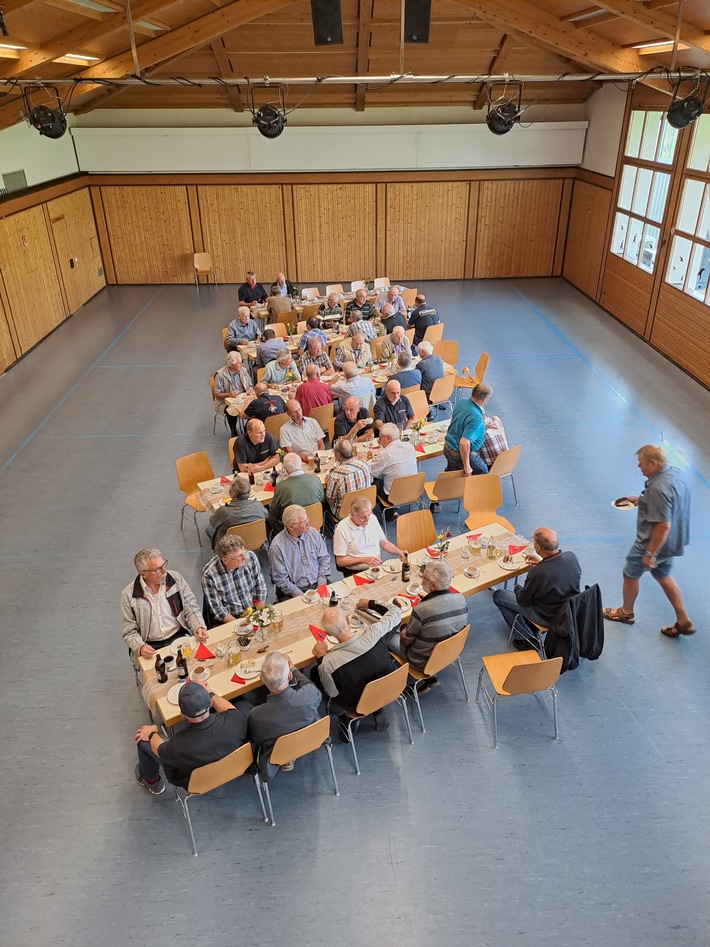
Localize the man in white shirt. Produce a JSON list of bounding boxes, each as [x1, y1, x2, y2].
[[262, 349, 301, 388], [370, 422, 418, 503], [332, 497, 405, 576], [279, 398, 325, 459]]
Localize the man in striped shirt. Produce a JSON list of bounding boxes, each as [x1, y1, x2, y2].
[[324, 437, 373, 525], [299, 337, 334, 378], [201, 534, 267, 625]]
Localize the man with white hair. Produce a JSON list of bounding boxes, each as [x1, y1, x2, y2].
[[334, 330, 373, 371], [207, 474, 267, 547], [299, 336, 334, 378], [267, 453, 324, 534], [370, 423, 418, 504], [279, 399, 325, 458], [417, 341, 444, 399], [318, 292, 343, 320], [388, 560, 469, 692], [226, 305, 260, 349], [312, 599, 402, 737], [345, 288, 373, 321], [213, 350, 254, 436], [374, 285, 407, 318], [329, 361, 376, 410], [332, 496, 405, 576], [379, 325, 408, 362], [324, 438, 373, 526], [345, 311, 377, 343], [247, 651, 322, 777], [263, 349, 301, 388], [268, 504, 330, 601], [270, 271, 296, 297]]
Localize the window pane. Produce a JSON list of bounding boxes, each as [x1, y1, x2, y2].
[[688, 114, 710, 173], [677, 179, 704, 235], [686, 243, 709, 300], [647, 172, 670, 223], [697, 187, 710, 240], [618, 165, 637, 210], [656, 121, 678, 164], [612, 212, 629, 256], [625, 217, 643, 264], [626, 111, 644, 158], [632, 168, 653, 216], [666, 235, 692, 288], [640, 112, 662, 161], [639, 224, 660, 273]]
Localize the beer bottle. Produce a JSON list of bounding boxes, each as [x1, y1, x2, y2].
[[155, 653, 168, 684], [248, 466, 255, 486], [176, 647, 188, 682], [401, 552, 411, 583], [314, 453, 321, 473], [270, 467, 278, 487], [329, 589, 338, 608]]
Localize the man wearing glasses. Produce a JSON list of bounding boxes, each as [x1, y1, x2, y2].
[[201, 534, 268, 625], [120, 547, 208, 658]]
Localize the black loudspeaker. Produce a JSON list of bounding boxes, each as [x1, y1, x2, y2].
[[310, 0, 344, 46], [404, 0, 431, 43]]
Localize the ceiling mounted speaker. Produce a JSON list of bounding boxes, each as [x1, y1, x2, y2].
[[28, 104, 67, 139], [253, 104, 286, 139], [310, 0, 343, 46], [486, 101, 519, 135], [404, 0, 431, 43], [666, 94, 703, 129]]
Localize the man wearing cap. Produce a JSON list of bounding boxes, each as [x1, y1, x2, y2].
[[134, 682, 249, 794]]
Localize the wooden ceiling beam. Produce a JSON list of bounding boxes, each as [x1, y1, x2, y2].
[[591, 0, 710, 55], [355, 0, 373, 112], [1, 0, 41, 10], [474, 33, 513, 109], [210, 37, 244, 113]]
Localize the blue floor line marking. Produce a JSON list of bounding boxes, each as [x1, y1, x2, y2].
[[96, 363, 180, 369], [493, 354, 579, 361], [1, 289, 162, 477], [41, 433, 145, 439], [513, 285, 710, 492]]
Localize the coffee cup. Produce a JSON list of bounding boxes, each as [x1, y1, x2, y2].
[[192, 666, 208, 682], [370, 566, 382, 580]]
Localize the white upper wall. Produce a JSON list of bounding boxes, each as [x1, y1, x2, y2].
[[0, 120, 79, 188], [581, 85, 627, 178]]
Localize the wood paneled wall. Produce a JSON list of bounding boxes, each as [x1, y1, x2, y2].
[[0, 291, 17, 374], [385, 182, 469, 279], [600, 252, 653, 338], [46, 189, 105, 313], [650, 284, 710, 389], [563, 180, 612, 299]]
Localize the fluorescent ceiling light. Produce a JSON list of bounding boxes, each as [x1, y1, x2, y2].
[[136, 20, 163, 30], [0, 42, 27, 50], [630, 40, 690, 53], [67, 0, 117, 12], [64, 52, 100, 60]]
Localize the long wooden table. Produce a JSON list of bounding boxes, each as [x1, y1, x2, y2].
[[140, 523, 529, 728]]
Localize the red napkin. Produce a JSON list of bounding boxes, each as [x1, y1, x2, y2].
[[425, 546, 442, 558], [317, 584, 329, 598], [415, 444, 426, 453], [194, 642, 215, 660], [310, 624, 326, 642], [449, 585, 459, 593], [219, 475, 231, 485], [509, 544, 527, 554], [231, 673, 246, 684], [467, 533, 482, 541], [263, 482, 275, 493], [353, 574, 373, 586], [399, 593, 420, 606]]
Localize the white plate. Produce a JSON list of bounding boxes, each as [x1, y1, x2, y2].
[[406, 583, 424, 596], [349, 616, 364, 628], [499, 558, 521, 571], [191, 667, 211, 684], [166, 682, 187, 705], [611, 498, 635, 510], [236, 660, 261, 680], [382, 559, 401, 573], [302, 592, 320, 604], [170, 637, 195, 655], [389, 595, 412, 614], [210, 484, 222, 494], [326, 634, 339, 645]]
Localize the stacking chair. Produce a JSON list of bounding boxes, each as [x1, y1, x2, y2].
[[301, 286, 320, 300], [401, 385, 420, 396], [265, 322, 288, 338], [326, 283, 344, 296], [374, 277, 390, 289], [423, 470, 465, 516], [391, 625, 471, 732], [221, 327, 229, 350], [296, 320, 307, 333], [193, 252, 217, 288], [326, 416, 336, 447], [396, 508, 436, 552], [370, 337, 385, 361], [433, 339, 458, 366], [422, 322, 444, 344], [338, 485, 378, 522], [226, 520, 268, 551], [308, 402, 334, 435], [351, 280, 366, 292], [255, 717, 339, 826], [405, 327, 415, 346], [264, 412, 289, 441], [473, 351, 490, 385], [462, 473, 515, 533], [400, 287, 417, 308], [379, 472, 426, 536], [489, 445, 522, 505], [228, 436, 236, 469], [211, 374, 229, 435], [301, 303, 321, 319], [476, 652, 563, 748], [340, 663, 414, 774], [173, 742, 266, 855], [176, 451, 214, 546], [428, 374, 455, 414], [303, 501, 324, 533], [255, 367, 267, 383], [407, 389, 430, 422]]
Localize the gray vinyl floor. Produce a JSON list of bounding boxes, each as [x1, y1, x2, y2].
[[1, 277, 709, 947]]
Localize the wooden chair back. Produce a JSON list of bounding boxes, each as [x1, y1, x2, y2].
[[187, 742, 253, 795], [405, 327, 415, 345], [370, 337, 385, 361], [193, 252, 214, 279], [354, 663, 409, 717], [326, 283, 344, 296], [301, 287, 320, 300], [269, 715, 331, 766], [338, 485, 377, 520], [264, 412, 288, 440], [221, 327, 229, 349], [301, 303, 320, 319], [423, 322, 444, 344], [351, 280, 366, 292], [400, 287, 417, 308], [427, 469, 466, 502], [463, 473, 515, 532], [387, 472, 425, 506], [308, 402, 334, 432], [176, 452, 214, 496], [303, 501, 324, 532], [396, 509, 436, 551], [407, 389, 429, 421], [473, 351, 490, 385], [373, 277, 390, 289], [226, 519, 267, 551], [277, 310, 297, 326], [401, 384, 420, 396], [433, 339, 458, 365], [489, 445, 522, 478], [502, 657, 563, 696], [265, 322, 287, 338], [256, 367, 267, 383], [422, 626, 470, 678], [228, 437, 236, 468], [297, 321, 307, 333], [327, 416, 336, 445], [429, 374, 455, 406]]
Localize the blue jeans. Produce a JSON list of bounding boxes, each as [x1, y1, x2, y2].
[[492, 589, 545, 632], [444, 444, 487, 475]]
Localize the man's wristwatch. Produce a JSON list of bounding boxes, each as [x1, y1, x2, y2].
[[207, 691, 216, 699]]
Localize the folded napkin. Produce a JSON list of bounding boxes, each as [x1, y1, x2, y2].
[[508, 544, 527, 554], [425, 546, 442, 558], [449, 585, 459, 593], [230, 673, 246, 684], [310, 625, 326, 642], [263, 482, 275, 493], [415, 444, 426, 454], [353, 574, 373, 586], [194, 642, 215, 660], [398, 593, 420, 606], [219, 475, 231, 485], [467, 533, 482, 541], [317, 584, 329, 598]]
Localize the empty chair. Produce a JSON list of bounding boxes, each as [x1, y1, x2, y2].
[[326, 283, 344, 296], [301, 303, 321, 319], [476, 651, 563, 748], [374, 277, 390, 289], [423, 469, 466, 515], [396, 508, 436, 552], [400, 287, 417, 308], [307, 402, 334, 434], [407, 389, 430, 422], [351, 280, 366, 292], [301, 287, 320, 300], [422, 323, 444, 344], [340, 663, 414, 774], [225, 520, 267, 552], [379, 472, 426, 536], [489, 445, 522, 505], [255, 716, 339, 826], [428, 374, 455, 414], [454, 352, 489, 400], [173, 742, 266, 855], [264, 322, 288, 339], [193, 252, 217, 288], [433, 339, 458, 366], [462, 473, 515, 533], [176, 451, 214, 546], [264, 412, 289, 441]]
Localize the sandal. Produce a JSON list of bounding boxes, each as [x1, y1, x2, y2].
[[603, 607, 635, 625], [661, 622, 696, 638]]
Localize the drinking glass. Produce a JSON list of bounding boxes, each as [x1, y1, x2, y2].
[[228, 639, 241, 667], [181, 640, 193, 660], [271, 609, 284, 634]]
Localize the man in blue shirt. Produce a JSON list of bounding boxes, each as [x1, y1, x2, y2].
[[443, 383, 491, 476], [603, 444, 694, 638], [226, 306, 260, 350]]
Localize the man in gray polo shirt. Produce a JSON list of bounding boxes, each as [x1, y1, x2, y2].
[[603, 444, 693, 638]]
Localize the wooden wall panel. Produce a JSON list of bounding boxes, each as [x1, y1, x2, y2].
[[0, 206, 67, 354], [100, 186, 194, 283], [292, 184, 376, 283], [563, 180, 612, 300], [198, 185, 287, 284], [475, 180, 563, 278], [600, 253, 653, 337], [385, 182, 469, 279], [0, 290, 18, 373], [650, 284, 710, 389], [46, 189, 106, 312]]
